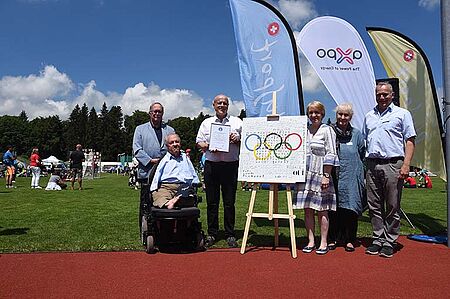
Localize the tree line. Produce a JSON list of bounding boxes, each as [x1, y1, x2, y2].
[[0, 103, 245, 165]]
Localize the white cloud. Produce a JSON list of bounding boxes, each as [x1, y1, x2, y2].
[[0, 65, 74, 118], [299, 61, 324, 92], [0, 65, 245, 121], [120, 82, 212, 120], [275, 0, 318, 30], [418, 0, 440, 10]]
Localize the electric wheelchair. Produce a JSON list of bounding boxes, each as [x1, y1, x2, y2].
[[139, 162, 205, 254]]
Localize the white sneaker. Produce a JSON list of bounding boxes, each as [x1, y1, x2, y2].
[[35, 186, 42, 189]]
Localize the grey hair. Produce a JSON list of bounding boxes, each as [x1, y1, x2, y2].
[[335, 103, 354, 117], [376, 81, 393, 92], [165, 133, 180, 145], [149, 102, 164, 113]]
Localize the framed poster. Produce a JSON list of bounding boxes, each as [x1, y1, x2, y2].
[[238, 116, 308, 183]]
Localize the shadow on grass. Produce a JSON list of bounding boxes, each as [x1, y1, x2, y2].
[[0, 227, 29, 236], [406, 212, 446, 235]]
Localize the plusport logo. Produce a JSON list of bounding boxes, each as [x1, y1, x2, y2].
[[316, 47, 362, 65]]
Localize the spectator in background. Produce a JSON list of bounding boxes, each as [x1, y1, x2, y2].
[[3, 145, 16, 189], [45, 167, 67, 191], [403, 175, 417, 188], [185, 148, 191, 160], [69, 144, 85, 190], [30, 147, 43, 189]]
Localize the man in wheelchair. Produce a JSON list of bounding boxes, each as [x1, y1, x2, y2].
[[142, 133, 204, 253], [150, 133, 200, 208]]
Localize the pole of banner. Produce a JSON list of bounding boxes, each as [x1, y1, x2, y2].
[[240, 91, 297, 258], [441, 0, 450, 248], [269, 91, 279, 247]]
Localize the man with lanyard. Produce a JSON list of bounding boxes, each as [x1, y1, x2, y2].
[[363, 82, 416, 258], [150, 133, 199, 209], [196, 94, 242, 248], [133, 102, 175, 228], [3, 145, 16, 189]]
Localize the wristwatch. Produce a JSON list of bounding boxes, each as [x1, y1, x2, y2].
[[323, 173, 330, 178]]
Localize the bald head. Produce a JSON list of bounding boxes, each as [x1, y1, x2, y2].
[[213, 94, 229, 120]]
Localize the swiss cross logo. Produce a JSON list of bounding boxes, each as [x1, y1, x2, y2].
[[268, 22, 280, 36], [403, 49, 415, 62]]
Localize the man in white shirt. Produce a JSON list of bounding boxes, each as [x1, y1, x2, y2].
[[196, 94, 242, 248]]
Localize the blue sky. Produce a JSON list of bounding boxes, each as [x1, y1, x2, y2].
[[0, 0, 442, 120]]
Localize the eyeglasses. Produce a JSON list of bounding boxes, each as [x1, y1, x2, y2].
[[150, 110, 163, 114], [376, 93, 392, 98]]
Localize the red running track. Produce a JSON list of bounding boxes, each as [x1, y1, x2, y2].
[[1, 237, 449, 298]]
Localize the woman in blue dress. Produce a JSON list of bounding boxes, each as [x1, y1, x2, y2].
[[294, 101, 339, 255], [328, 103, 366, 252]]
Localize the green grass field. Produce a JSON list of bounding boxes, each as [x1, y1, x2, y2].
[[0, 174, 447, 253]]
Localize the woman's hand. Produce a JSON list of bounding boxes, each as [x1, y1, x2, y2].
[[321, 176, 330, 189]]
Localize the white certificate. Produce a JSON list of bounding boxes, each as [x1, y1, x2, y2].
[[209, 123, 231, 152]]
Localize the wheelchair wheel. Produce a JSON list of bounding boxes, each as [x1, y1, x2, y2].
[[146, 235, 155, 254], [141, 215, 148, 245], [194, 232, 205, 251]]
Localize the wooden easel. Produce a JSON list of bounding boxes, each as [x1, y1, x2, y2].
[[240, 92, 297, 258]]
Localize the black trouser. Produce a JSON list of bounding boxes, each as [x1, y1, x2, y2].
[[204, 160, 239, 238], [138, 178, 151, 231], [328, 208, 358, 244]]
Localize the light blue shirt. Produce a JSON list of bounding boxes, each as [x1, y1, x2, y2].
[[150, 152, 199, 192], [363, 103, 416, 159], [3, 150, 14, 166]]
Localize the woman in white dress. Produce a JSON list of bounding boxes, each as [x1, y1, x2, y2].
[[294, 101, 339, 255]]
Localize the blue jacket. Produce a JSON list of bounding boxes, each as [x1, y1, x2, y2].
[[132, 121, 175, 179]]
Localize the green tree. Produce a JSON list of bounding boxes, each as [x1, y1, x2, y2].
[[64, 104, 83, 150], [86, 107, 100, 151], [29, 116, 65, 159], [80, 103, 89, 145], [0, 115, 30, 156], [98, 104, 126, 161]]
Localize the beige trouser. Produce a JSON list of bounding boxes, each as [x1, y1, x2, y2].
[[152, 183, 194, 208]]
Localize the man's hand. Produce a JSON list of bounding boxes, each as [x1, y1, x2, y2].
[[197, 141, 209, 151], [150, 158, 160, 164], [229, 133, 239, 144], [399, 164, 410, 180]]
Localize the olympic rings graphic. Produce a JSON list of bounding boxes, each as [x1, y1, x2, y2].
[[284, 133, 302, 150], [253, 142, 272, 160], [244, 132, 303, 160], [263, 133, 283, 150], [245, 133, 262, 151], [273, 141, 292, 160]]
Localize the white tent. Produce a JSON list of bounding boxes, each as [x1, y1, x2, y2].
[[42, 156, 62, 164]]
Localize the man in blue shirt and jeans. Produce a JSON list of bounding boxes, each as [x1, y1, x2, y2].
[[363, 81, 416, 258]]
